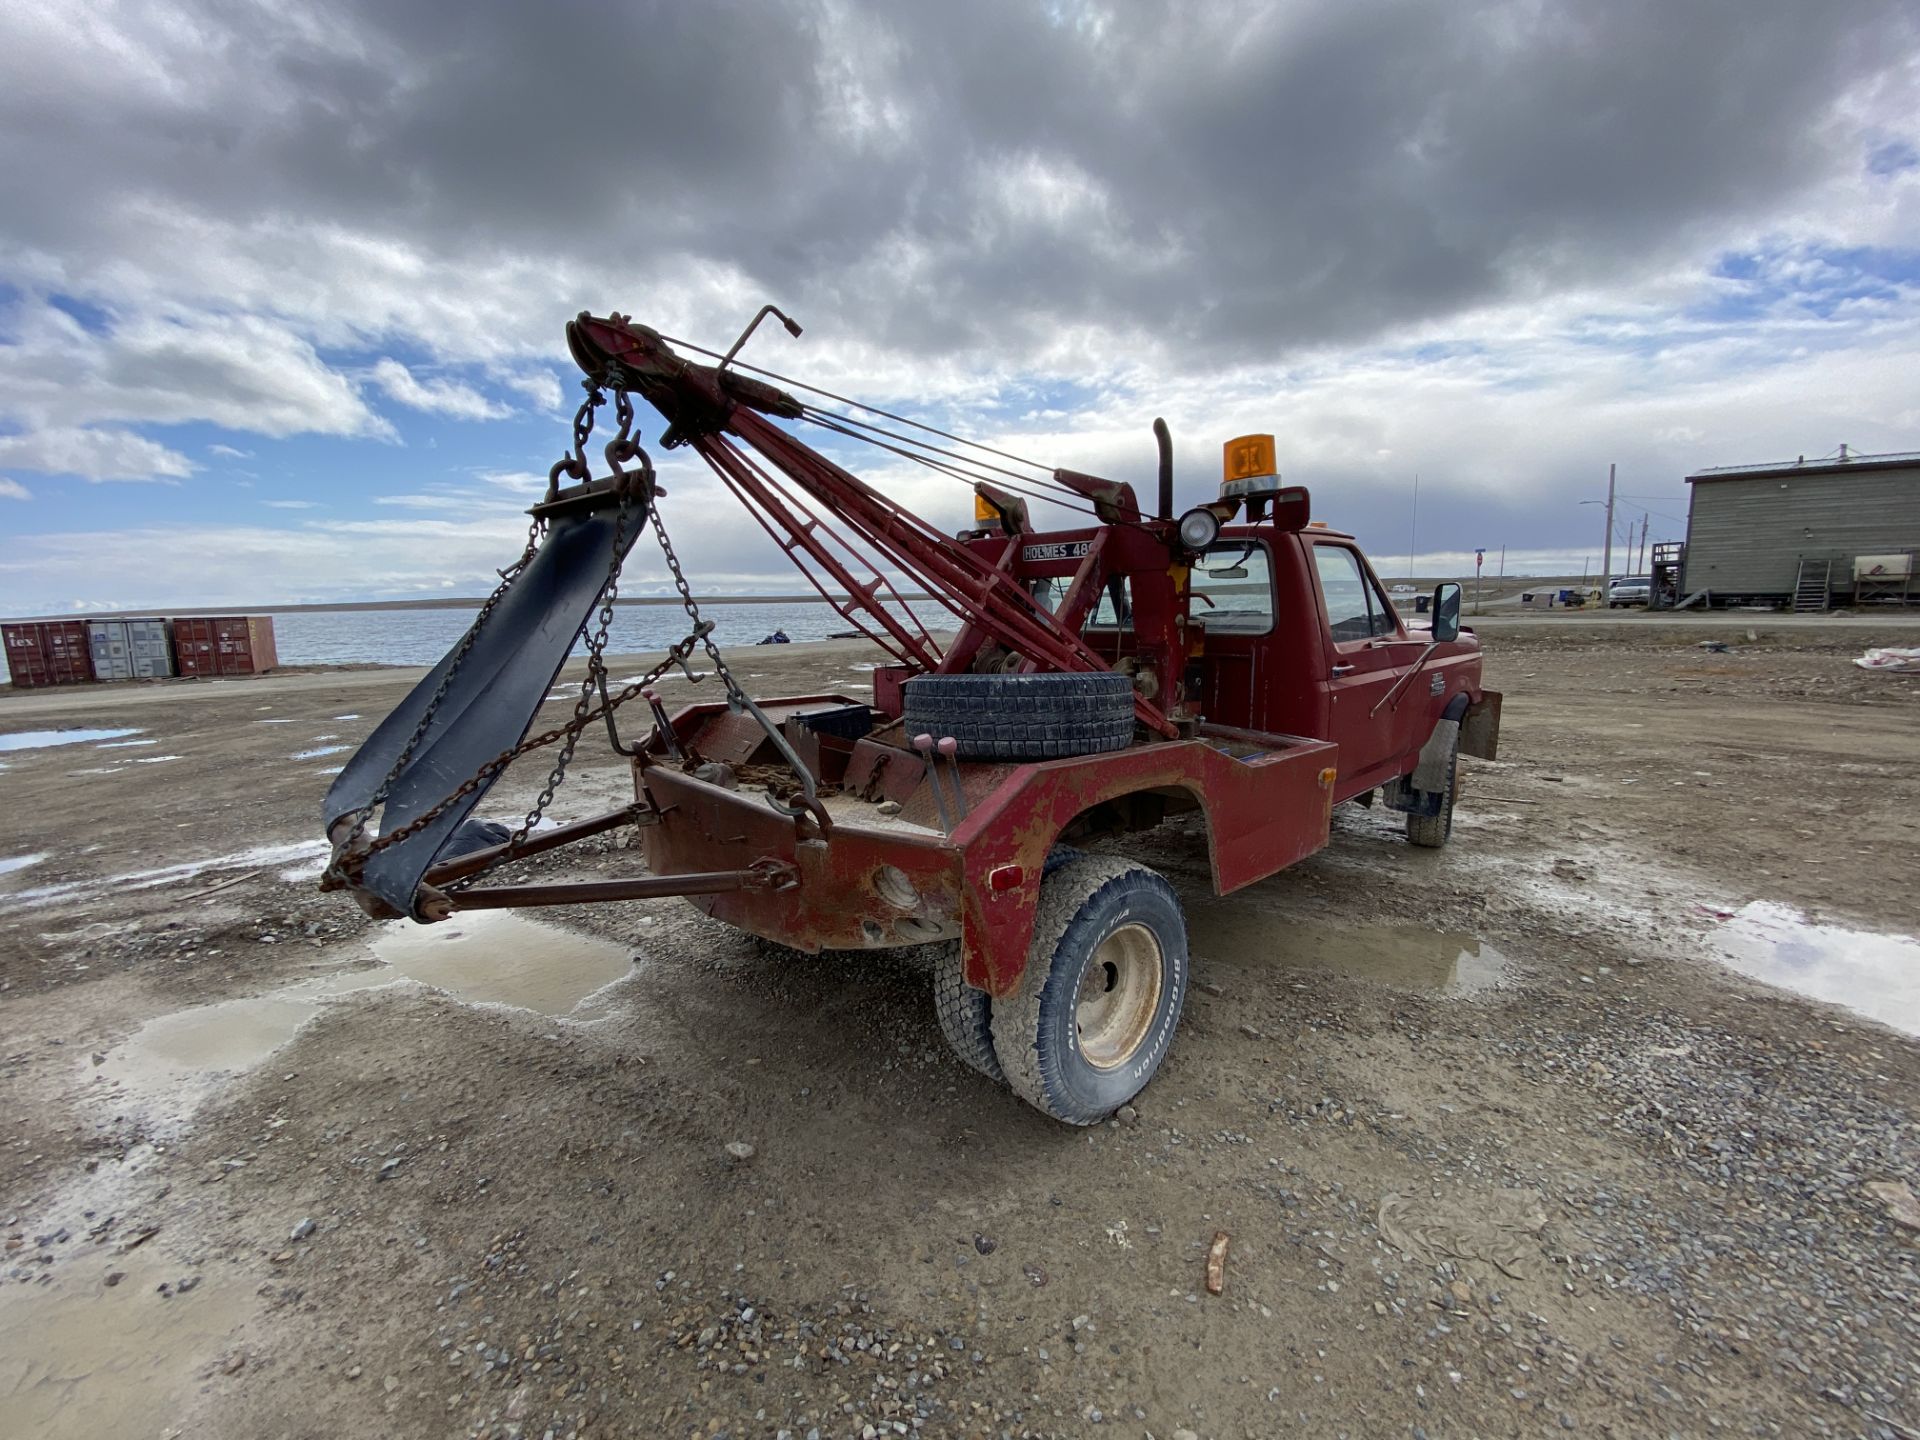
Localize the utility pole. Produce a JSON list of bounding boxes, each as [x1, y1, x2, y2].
[[1499, 544, 1505, 579], [1637, 514, 1648, 573], [1408, 472, 1418, 580], [1600, 463, 1616, 599]]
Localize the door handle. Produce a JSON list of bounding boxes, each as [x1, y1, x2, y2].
[[1331, 663, 1357, 676]]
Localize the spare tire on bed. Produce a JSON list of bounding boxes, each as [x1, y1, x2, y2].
[[902, 672, 1134, 761]]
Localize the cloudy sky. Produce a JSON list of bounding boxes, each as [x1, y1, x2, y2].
[[1, 0, 1916, 614]]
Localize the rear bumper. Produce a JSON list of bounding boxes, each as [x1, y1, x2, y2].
[[638, 766, 964, 951]]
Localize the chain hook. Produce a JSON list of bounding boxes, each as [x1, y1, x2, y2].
[[603, 387, 656, 501], [546, 380, 606, 501]]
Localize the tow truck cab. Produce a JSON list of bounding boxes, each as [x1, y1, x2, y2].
[[1169, 523, 1496, 801], [1058, 471, 1498, 804]]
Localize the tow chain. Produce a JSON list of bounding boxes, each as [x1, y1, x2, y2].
[[326, 377, 829, 897]]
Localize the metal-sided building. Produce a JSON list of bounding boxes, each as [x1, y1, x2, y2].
[[1680, 449, 1919, 609]]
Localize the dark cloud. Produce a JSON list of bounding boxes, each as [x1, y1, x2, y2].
[[3, 0, 1913, 366], [0, 0, 1916, 611]]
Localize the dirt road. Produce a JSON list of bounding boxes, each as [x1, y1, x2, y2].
[[3, 623, 1918, 1439]]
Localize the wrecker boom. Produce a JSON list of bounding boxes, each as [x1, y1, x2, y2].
[[564, 312, 1181, 737]]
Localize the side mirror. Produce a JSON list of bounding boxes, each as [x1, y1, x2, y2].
[[1431, 582, 1462, 643]]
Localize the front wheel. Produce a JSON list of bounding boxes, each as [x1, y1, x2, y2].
[[1406, 729, 1459, 849], [991, 856, 1188, 1124]]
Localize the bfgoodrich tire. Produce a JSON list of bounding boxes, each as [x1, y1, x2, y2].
[[901, 672, 1133, 761], [991, 856, 1188, 1125], [929, 846, 1081, 1087], [932, 941, 1004, 1083]]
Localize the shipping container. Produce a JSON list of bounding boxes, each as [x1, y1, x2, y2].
[[170, 615, 279, 677], [87, 617, 175, 681], [2, 620, 98, 688]]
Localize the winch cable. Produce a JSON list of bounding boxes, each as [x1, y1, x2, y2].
[[655, 332, 1061, 481], [660, 326, 1165, 527], [798, 405, 1071, 493], [798, 411, 1107, 525]]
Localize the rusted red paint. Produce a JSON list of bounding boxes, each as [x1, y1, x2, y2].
[[171, 616, 278, 677], [2, 621, 96, 688], [946, 733, 1337, 996], [635, 691, 1337, 996], [639, 765, 964, 950]]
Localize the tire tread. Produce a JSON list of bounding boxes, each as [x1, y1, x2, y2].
[[991, 856, 1186, 1124], [902, 673, 1133, 761], [932, 941, 1003, 1083]]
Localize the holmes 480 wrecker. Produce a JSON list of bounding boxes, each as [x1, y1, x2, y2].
[[323, 308, 1500, 1124]]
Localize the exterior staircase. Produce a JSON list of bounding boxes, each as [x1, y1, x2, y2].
[[1792, 558, 1832, 613]]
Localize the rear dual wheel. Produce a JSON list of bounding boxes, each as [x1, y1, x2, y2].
[[931, 856, 1189, 1123], [931, 844, 1086, 1087], [990, 856, 1189, 1125]]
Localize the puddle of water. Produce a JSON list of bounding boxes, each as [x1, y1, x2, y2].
[[97, 969, 395, 1123], [253, 718, 295, 725], [1714, 901, 1920, 1037], [94, 739, 157, 749], [1187, 907, 1506, 994], [291, 744, 349, 760], [97, 916, 631, 1123], [0, 1254, 252, 1440], [131, 755, 181, 764], [0, 853, 46, 876], [0, 728, 142, 752], [615, 670, 710, 687], [315, 765, 344, 776], [373, 911, 633, 1015], [332, 713, 361, 720]]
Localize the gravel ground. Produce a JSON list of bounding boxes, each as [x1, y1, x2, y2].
[[2, 621, 1918, 1439]]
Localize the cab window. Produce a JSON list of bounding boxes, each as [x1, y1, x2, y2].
[[1087, 542, 1275, 634], [1312, 544, 1398, 642], [1088, 576, 1132, 630], [1364, 574, 1402, 635], [1190, 541, 1273, 634]]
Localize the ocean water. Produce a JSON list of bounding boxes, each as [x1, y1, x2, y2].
[[270, 600, 911, 667], [1, 599, 929, 683]]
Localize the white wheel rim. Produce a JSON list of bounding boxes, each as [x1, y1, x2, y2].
[[1075, 922, 1163, 1070]]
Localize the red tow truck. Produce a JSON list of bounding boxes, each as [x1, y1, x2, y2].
[[324, 309, 1499, 1124]]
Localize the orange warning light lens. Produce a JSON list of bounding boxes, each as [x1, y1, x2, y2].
[[1222, 434, 1277, 485]]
